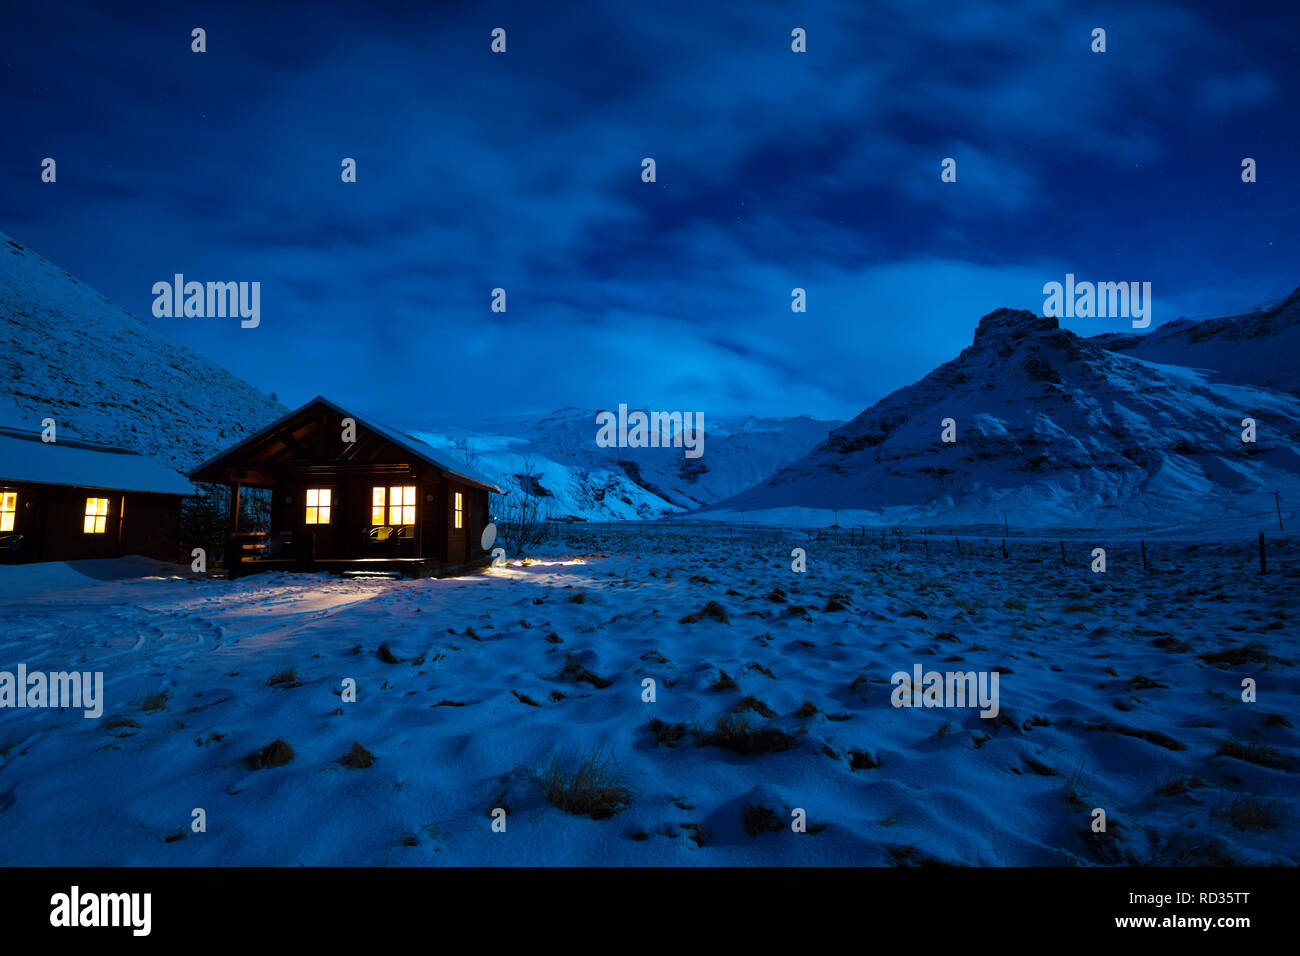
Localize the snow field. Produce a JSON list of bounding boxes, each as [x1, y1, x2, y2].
[[0, 526, 1295, 865]]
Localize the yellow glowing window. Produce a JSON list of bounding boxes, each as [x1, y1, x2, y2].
[[371, 487, 387, 525], [389, 485, 416, 525], [454, 491, 463, 529], [83, 497, 109, 534], [0, 492, 16, 532], [305, 488, 332, 524]]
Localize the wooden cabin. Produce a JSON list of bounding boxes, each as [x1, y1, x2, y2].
[[0, 425, 192, 564], [188, 396, 502, 578]]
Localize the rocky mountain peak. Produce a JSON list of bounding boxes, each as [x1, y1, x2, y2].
[[971, 308, 1059, 348]]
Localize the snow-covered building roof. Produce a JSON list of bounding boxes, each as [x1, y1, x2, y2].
[[0, 426, 196, 496], [188, 396, 503, 493], [353, 404, 504, 493]]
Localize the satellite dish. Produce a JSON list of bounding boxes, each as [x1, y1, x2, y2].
[[481, 522, 498, 550]]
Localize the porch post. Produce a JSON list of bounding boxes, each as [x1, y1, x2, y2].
[[228, 481, 242, 533]]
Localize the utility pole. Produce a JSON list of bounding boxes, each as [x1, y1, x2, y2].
[[1274, 492, 1284, 532]]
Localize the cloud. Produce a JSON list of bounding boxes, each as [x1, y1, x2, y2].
[[1, 0, 1295, 425], [1201, 72, 1278, 113]]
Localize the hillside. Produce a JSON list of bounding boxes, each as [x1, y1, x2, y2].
[[701, 306, 1300, 531], [0, 231, 285, 471], [1091, 286, 1300, 396], [406, 408, 839, 521]]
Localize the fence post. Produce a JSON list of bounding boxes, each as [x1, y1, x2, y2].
[[1060, 540, 1065, 565], [1259, 531, 1267, 574], [1141, 539, 1148, 572]]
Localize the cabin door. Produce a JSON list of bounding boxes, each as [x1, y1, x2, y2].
[[302, 485, 338, 559]]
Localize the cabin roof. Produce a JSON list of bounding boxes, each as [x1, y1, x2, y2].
[[0, 426, 195, 496], [187, 396, 504, 493]]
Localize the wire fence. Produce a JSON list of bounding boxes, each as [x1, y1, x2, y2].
[[533, 515, 1297, 577]]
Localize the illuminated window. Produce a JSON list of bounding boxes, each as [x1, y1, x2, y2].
[[454, 491, 463, 529], [371, 487, 386, 525], [389, 485, 416, 525], [305, 488, 332, 524], [0, 492, 16, 532], [83, 497, 109, 534]]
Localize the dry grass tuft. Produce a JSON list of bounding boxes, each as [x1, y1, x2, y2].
[[539, 747, 632, 820], [1199, 644, 1286, 669], [681, 600, 731, 624], [1215, 738, 1291, 770], [710, 670, 739, 692], [743, 802, 782, 836], [733, 695, 777, 718], [245, 738, 295, 770], [848, 749, 881, 770], [1222, 792, 1282, 832], [648, 718, 689, 748], [339, 741, 375, 769], [699, 713, 798, 755], [559, 657, 612, 689]]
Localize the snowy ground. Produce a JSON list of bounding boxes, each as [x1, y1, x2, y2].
[[0, 527, 1296, 866]]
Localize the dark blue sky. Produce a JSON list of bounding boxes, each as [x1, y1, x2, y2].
[[3, 0, 1296, 422]]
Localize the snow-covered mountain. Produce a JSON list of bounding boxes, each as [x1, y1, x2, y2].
[[404, 408, 839, 521], [8, 222, 1293, 533], [1090, 286, 1300, 396], [0, 229, 831, 509], [702, 304, 1300, 531], [0, 231, 285, 471]]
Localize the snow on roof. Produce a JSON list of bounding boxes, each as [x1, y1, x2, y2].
[[187, 396, 503, 493], [356, 405, 504, 493], [0, 426, 195, 496]]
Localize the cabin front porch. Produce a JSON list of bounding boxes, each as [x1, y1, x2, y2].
[[225, 549, 430, 579], [223, 529, 491, 579]]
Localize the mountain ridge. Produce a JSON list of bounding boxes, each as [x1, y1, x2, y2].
[[701, 299, 1300, 530], [404, 407, 841, 521], [0, 230, 286, 472]]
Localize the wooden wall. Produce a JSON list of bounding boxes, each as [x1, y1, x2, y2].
[[0, 482, 182, 564], [259, 471, 491, 570]]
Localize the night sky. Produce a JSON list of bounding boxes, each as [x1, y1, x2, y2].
[[3, 0, 1296, 423]]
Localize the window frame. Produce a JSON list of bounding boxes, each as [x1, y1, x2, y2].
[[388, 485, 416, 526], [454, 491, 464, 530], [304, 487, 333, 525], [83, 496, 109, 534], [0, 491, 16, 533]]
